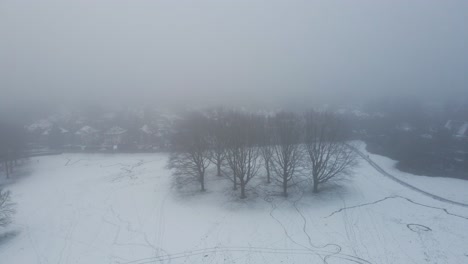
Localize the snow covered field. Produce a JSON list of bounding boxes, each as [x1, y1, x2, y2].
[[1, 148, 468, 264], [363, 145, 468, 205]]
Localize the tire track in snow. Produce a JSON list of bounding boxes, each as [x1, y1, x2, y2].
[[264, 193, 372, 264], [325, 195, 468, 221], [291, 191, 342, 264], [118, 246, 374, 264]]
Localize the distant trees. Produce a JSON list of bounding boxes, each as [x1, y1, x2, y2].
[[168, 108, 357, 198], [361, 97, 468, 178], [0, 121, 26, 179], [304, 111, 357, 193], [0, 189, 15, 227], [48, 124, 65, 149], [259, 117, 274, 183], [167, 113, 211, 192], [271, 112, 304, 197]]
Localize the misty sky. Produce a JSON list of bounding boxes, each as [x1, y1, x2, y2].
[[1, 0, 468, 111]]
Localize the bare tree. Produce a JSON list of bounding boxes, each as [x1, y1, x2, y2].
[[271, 112, 303, 197], [259, 116, 274, 183], [167, 112, 211, 192], [0, 189, 15, 227], [224, 112, 262, 198], [206, 108, 228, 177], [304, 111, 357, 193]]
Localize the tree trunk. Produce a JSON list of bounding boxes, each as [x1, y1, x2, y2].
[[5, 161, 9, 179], [233, 173, 237, 190], [217, 162, 222, 177], [200, 173, 205, 192], [240, 178, 246, 199], [283, 176, 288, 197], [266, 161, 271, 183], [313, 177, 319, 193]]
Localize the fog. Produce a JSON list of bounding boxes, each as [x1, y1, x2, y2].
[[1, 0, 468, 112]]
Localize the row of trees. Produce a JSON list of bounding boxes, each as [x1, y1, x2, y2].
[[0, 121, 26, 179], [168, 109, 358, 198], [0, 122, 21, 228]]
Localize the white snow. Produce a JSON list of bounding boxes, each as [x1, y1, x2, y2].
[[1, 148, 467, 264]]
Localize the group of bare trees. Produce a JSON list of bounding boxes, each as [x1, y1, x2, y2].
[[168, 109, 357, 199]]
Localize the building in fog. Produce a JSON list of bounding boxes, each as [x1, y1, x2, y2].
[[75, 126, 100, 147], [103, 126, 128, 149]]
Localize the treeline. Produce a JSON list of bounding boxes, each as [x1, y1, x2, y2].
[[0, 121, 22, 228], [360, 97, 468, 179], [168, 109, 358, 198], [0, 121, 26, 179]]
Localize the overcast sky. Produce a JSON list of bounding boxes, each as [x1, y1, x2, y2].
[[1, 0, 467, 112]]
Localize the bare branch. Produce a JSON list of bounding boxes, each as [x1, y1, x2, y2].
[[270, 112, 303, 197], [304, 111, 358, 193], [0, 189, 15, 227]]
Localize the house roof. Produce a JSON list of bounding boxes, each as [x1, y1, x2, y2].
[[396, 122, 413, 132], [457, 123, 468, 137], [105, 126, 127, 135], [421, 134, 433, 139], [445, 120, 468, 137], [75, 126, 99, 135], [140, 124, 156, 135], [27, 119, 53, 132]]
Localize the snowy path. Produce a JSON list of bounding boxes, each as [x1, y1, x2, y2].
[[351, 145, 468, 208], [0, 151, 467, 264]]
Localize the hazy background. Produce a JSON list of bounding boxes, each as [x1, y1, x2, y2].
[[1, 0, 468, 113]]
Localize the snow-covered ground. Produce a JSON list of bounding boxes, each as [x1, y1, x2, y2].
[[1, 148, 467, 264]]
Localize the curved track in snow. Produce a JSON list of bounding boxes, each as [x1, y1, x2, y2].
[[350, 145, 468, 208]]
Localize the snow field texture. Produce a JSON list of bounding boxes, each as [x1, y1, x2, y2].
[[0, 146, 467, 263]]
